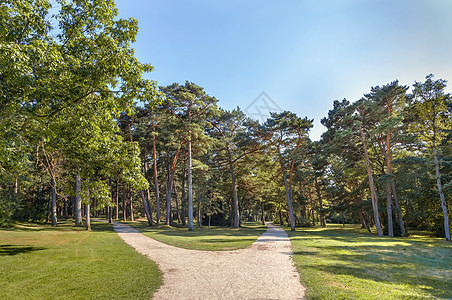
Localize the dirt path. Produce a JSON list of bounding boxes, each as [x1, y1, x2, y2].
[[111, 221, 305, 300]]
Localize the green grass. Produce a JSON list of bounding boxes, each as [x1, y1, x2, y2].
[[128, 220, 267, 251], [287, 224, 452, 300], [0, 219, 162, 300]]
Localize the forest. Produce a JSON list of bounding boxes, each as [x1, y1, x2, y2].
[[1, 0, 451, 242]]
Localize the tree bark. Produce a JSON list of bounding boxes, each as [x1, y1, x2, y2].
[[228, 147, 240, 229], [173, 179, 181, 223], [261, 202, 265, 225], [50, 175, 57, 226], [86, 202, 91, 231], [140, 190, 153, 226], [129, 186, 134, 221], [359, 124, 383, 237], [181, 166, 186, 226], [152, 132, 161, 225], [433, 146, 451, 241], [122, 182, 126, 221], [197, 200, 202, 228], [315, 177, 326, 227], [279, 153, 295, 231], [391, 182, 406, 236], [115, 179, 119, 221], [74, 172, 82, 226], [187, 138, 194, 231]]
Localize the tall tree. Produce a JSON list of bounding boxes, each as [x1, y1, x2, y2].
[[406, 74, 452, 241], [260, 111, 313, 231], [161, 82, 217, 230]]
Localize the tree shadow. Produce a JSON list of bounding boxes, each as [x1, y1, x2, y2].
[[0, 244, 46, 256]]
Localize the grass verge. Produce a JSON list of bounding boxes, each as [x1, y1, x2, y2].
[[287, 224, 452, 299], [128, 220, 267, 251], [0, 219, 162, 300]]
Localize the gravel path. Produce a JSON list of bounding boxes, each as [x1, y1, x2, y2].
[[111, 221, 305, 300]]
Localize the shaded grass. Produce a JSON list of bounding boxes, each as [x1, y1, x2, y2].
[[286, 224, 452, 299], [0, 220, 162, 300], [128, 220, 267, 251]]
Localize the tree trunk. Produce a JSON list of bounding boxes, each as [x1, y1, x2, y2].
[[74, 172, 82, 226], [384, 131, 394, 237], [173, 179, 181, 223], [315, 177, 326, 227], [386, 182, 394, 237], [63, 197, 68, 218], [122, 182, 126, 221], [86, 203, 91, 231], [391, 182, 406, 236], [227, 147, 240, 229], [165, 164, 172, 226], [140, 190, 152, 226], [261, 202, 265, 225], [280, 156, 295, 231], [278, 209, 283, 225], [181, 167, 186, 226], [197, 200, 202, 228], [50, 176, 58, 226], [115, 179, 119, 221], [129, 186, 134, 221], [152, 133, 161, 225], [433, 146, 451, 241], [187, 139, 194, 231], [359, 124, 383, 237]]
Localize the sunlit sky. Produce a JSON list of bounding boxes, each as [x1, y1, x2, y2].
[[115, 0, 452, 140]]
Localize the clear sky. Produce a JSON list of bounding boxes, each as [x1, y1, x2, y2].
[[115, 0, 452, 140]]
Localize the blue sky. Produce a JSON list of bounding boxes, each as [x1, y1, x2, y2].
[[115, 0, 452, 140]]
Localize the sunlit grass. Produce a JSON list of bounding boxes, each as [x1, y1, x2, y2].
[[0, 220, 162, 299], [286, 224, 452, 299], [128, 220, 267, 251]]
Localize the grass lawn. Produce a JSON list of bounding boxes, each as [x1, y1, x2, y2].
[[128, 220, 267, 251], [0, 219, 162, 300], [287, 224, 452, 299]]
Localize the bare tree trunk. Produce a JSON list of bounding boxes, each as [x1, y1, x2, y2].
[[261, 202, 265, 225], [386, 182, 393, 237], [165, 164, 172, 226], [359, 124, 383, 237], [50, 176, 57, 226], [152, 133, 161, 225], [227, 148, 240, 229], [115, 179, 119, 221], [188, 139, 194, 231], [140, 190, 152, 226], [197, 200, 202, 228], [129, 186, 134, 221], [122, 182, 126, 221], [280, 158, 295, 231], [173, 179, 181, 223], [391, 182, 406, 236], [433, 147, 451, 241], [75, 172, 82, 226], [181, 167, 186, 226], [315, 178, 326, 227], [86, 195, 91, 231], [63, 197, 68, 218]]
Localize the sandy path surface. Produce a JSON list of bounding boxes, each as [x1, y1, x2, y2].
[[111, 221, 305, 300]]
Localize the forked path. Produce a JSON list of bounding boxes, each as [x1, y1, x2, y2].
[[112, 222, 305, 300]]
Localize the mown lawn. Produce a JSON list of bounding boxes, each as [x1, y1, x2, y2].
[[287, 224, 452, 299], [0, 220, 162, 300], [129, 220, 267, 251]]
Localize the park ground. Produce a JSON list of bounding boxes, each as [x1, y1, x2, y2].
[[1, 220, 451, 299]]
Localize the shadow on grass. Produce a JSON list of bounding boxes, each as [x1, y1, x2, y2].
[[289, 227, 452, 299], [0, 245, 46, 256]]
